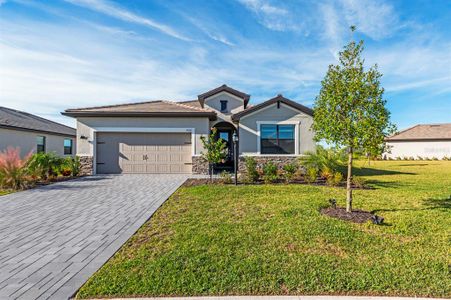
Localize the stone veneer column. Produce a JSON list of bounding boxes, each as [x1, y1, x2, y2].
[[78, 156, 94, 176], [192, 156, 209, 175]]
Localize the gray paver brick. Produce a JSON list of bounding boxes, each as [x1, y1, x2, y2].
[[0, 174, 187, 300]]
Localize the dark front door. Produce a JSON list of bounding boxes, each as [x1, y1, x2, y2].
[[217, 129, 234, 169]]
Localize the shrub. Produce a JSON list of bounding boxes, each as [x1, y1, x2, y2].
[[432, 157, 438, 160], [320, 166, 333, 180], [416, 156, 423, 160], [27, 152, 65, 180], [244, 157, 259, 183], [0, 147, 32, 190], [327, 171, 343, 186], [282, 163, 298, 183], [395, 156, 402, 160], [219, 171, 233, 184], [352, 176, 366, 188], [262, 162, 278, 184], [63, 156, 80, 176], [300, 146, 345, 174], [304, 167, 318, 184]]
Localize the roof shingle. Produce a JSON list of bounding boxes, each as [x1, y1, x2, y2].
[[0, 107, 75, 137], [386, 123, 451, 141]]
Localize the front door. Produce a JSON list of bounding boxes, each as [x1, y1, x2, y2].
[[217, 129, 234, 169]]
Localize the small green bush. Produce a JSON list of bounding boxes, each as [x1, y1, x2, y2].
[[262, 162, 278, 184], [244, 157, 259, 183], [304, 167, 318, 184], [63, 156, 80, 176], [219, 171, 233, 184], [416, 156, 423, 160], [432, 157, 438, 160], [27, 152, 65, 180], [326, 171, 343, 186], [282, 163, 298, 183], [352, 176, 366, 188], [320, 166, 333, 180]]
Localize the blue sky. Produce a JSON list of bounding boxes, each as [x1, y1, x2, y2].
[[0, 0, 450, 129]]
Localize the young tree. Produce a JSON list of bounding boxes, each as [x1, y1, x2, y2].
[[313, 29, 395, 212], [200, 128, 227, 181]]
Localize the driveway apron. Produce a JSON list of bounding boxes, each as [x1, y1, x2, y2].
[[0, 174, 188, 300]]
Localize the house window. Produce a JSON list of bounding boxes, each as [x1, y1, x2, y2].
[[260, 124, 295, 154], [64, 139, 73, 155], [220, 100, 228, 112], [36, 136, 46, 153]]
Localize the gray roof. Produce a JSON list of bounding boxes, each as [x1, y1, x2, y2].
[[0, 107, 76, 137], [386, 123, 451, 141], [62, 100, 217, 120]]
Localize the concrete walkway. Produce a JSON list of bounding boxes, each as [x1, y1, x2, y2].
[[0, 174, 188, 300]]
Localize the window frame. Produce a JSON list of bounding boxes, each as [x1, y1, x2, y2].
[[36, 136, 46, 153], [64, 138, 73, 155], [220, 100, 228, 113], [257, 122, 299, 155]]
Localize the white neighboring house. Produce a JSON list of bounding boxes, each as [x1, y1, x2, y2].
[[385, 123, 451, 159], [0, 106, 76, 157]]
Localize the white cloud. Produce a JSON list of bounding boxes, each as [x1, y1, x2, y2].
[[184, 17, 235, 46], [64, 0, 191, 41], [339, 0, 399, 40], [237, 0, 301, 32]]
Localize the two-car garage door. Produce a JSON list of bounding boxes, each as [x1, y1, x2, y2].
[[96, 132, 192, 174]]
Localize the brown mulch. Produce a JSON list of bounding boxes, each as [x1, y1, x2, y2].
[[182, 178, 222, 187], [182, 178, 372, 189], [320, 206, 375, 223]]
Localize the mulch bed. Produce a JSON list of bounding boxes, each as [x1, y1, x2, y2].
[[320, 206, 375, 223], [182, 178, 372, 189], [182, 178, 223, 187]]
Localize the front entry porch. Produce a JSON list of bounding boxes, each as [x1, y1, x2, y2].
[[212, 121, 237, 173]]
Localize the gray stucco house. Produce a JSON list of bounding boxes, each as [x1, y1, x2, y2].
[[62, 85, 315, 175], [0, 106, 76, 157]]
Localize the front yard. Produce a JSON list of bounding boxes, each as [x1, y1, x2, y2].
[[77, 161, 451, 298]]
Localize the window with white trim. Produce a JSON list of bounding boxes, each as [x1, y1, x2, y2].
[[260, 124, 295, 154]]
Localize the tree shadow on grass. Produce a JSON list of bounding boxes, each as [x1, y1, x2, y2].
[[372, 195, 451, 213], [352, 167, 416, 176], [364, 179, 406, 189]]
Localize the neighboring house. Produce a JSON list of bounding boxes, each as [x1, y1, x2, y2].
[[385, 123, 451, 159], [62, 85, 315, 175], [0, 106, 76, 157]]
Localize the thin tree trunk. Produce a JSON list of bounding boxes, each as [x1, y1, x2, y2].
[[346, 147, 353, 212], [209, 163, 213, 182]]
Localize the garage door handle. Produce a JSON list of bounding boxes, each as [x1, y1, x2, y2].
[[184, 162, 193, 165]]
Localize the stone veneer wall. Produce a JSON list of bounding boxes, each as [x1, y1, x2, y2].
[[78, 156, 93, 176], [238, 156, 301, 173], [192, 156, 209, 175]]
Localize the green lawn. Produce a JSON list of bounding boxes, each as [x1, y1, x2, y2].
[[77, 161, 451, 298], [0, 190, 12, 196]]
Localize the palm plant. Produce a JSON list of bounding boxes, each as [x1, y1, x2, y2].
[[300, 146, 345, 173]]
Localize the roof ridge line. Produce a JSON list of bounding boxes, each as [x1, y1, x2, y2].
[[65, 100, 163, 112], [165, 100, 211, 112]]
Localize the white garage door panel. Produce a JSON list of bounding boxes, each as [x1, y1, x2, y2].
[[96, 132, 192, 174]]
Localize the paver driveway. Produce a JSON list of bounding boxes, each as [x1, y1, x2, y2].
[[0, 174, 188, 300]]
